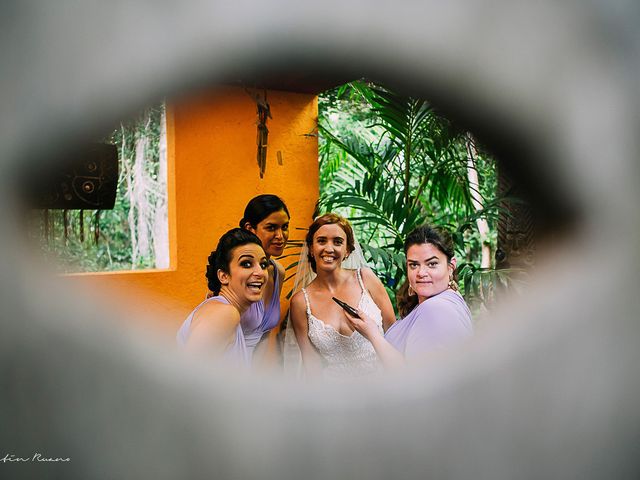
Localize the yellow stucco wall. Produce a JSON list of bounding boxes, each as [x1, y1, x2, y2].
[[71, 86, 319, 335]]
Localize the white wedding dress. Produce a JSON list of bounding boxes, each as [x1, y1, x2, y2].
[[300, 268, 384, 380]]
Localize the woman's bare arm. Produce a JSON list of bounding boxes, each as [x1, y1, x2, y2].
[[186, 301, 240, 356], [361, 267, 396, 331]]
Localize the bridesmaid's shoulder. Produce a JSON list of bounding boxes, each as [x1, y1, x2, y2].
[[271, 258, 286, 279], [199, 297, 237, 314], [415, 291, 466, 316], [192, 298, 239, 325]]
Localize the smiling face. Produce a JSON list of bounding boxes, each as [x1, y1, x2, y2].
[[218, 243, 268, 305], [246, 209, 290, 258], [406, 242, 456, 302], [311, 223, 351, 272]]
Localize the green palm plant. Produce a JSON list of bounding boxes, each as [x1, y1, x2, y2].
[[319, 81, 513, 312]]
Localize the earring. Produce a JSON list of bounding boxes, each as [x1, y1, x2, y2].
[[408, 285, 416, 297]]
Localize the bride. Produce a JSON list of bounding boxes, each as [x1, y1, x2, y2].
[[287, 213, 395, 379]]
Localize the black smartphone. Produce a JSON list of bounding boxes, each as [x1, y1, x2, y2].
[[332, 297, 360, 318]]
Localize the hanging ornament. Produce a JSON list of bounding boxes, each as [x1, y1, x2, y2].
[[246, 88, 271, 178]]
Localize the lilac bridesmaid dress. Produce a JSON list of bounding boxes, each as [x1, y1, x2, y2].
[[176, 295, 250, 367], [385, 289, 473, 358], [176, 259, 281, 365]]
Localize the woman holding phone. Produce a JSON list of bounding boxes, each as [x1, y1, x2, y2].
[[288, 213, 395, 379], [344, 224, 473, 368]]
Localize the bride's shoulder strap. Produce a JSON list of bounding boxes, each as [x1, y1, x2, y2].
[[355, 267, 366, 292], [301, 288, 312, 316]]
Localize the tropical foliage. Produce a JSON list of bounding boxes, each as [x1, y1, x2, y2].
[[318, 81, 514, 312]]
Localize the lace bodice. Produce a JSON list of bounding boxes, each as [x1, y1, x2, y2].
[[302, 269, 383, 379]]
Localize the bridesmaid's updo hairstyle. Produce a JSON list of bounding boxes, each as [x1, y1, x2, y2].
[[397, 224, 457, 317], [305, 213, 355, 273], [239, 194, 290, 229], [206, 228, 263, 295]]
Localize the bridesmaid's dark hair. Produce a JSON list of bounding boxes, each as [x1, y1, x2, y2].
[[305, 213, 355, 273], [239, 194, 290, 229], [396, 224, 457, 318], [206, 228, 263, 295]]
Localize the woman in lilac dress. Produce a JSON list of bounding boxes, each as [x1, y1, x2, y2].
[[238, 194, 290, 361], [345, 225, 473, 367], [177, 228, 268, 366]]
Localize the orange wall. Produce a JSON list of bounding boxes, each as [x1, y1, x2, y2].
[[72, 86, 319, 335]]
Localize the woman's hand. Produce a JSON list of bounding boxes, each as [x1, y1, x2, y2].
[[344, 309, 382, 342], [344, 308, 405, 369]]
